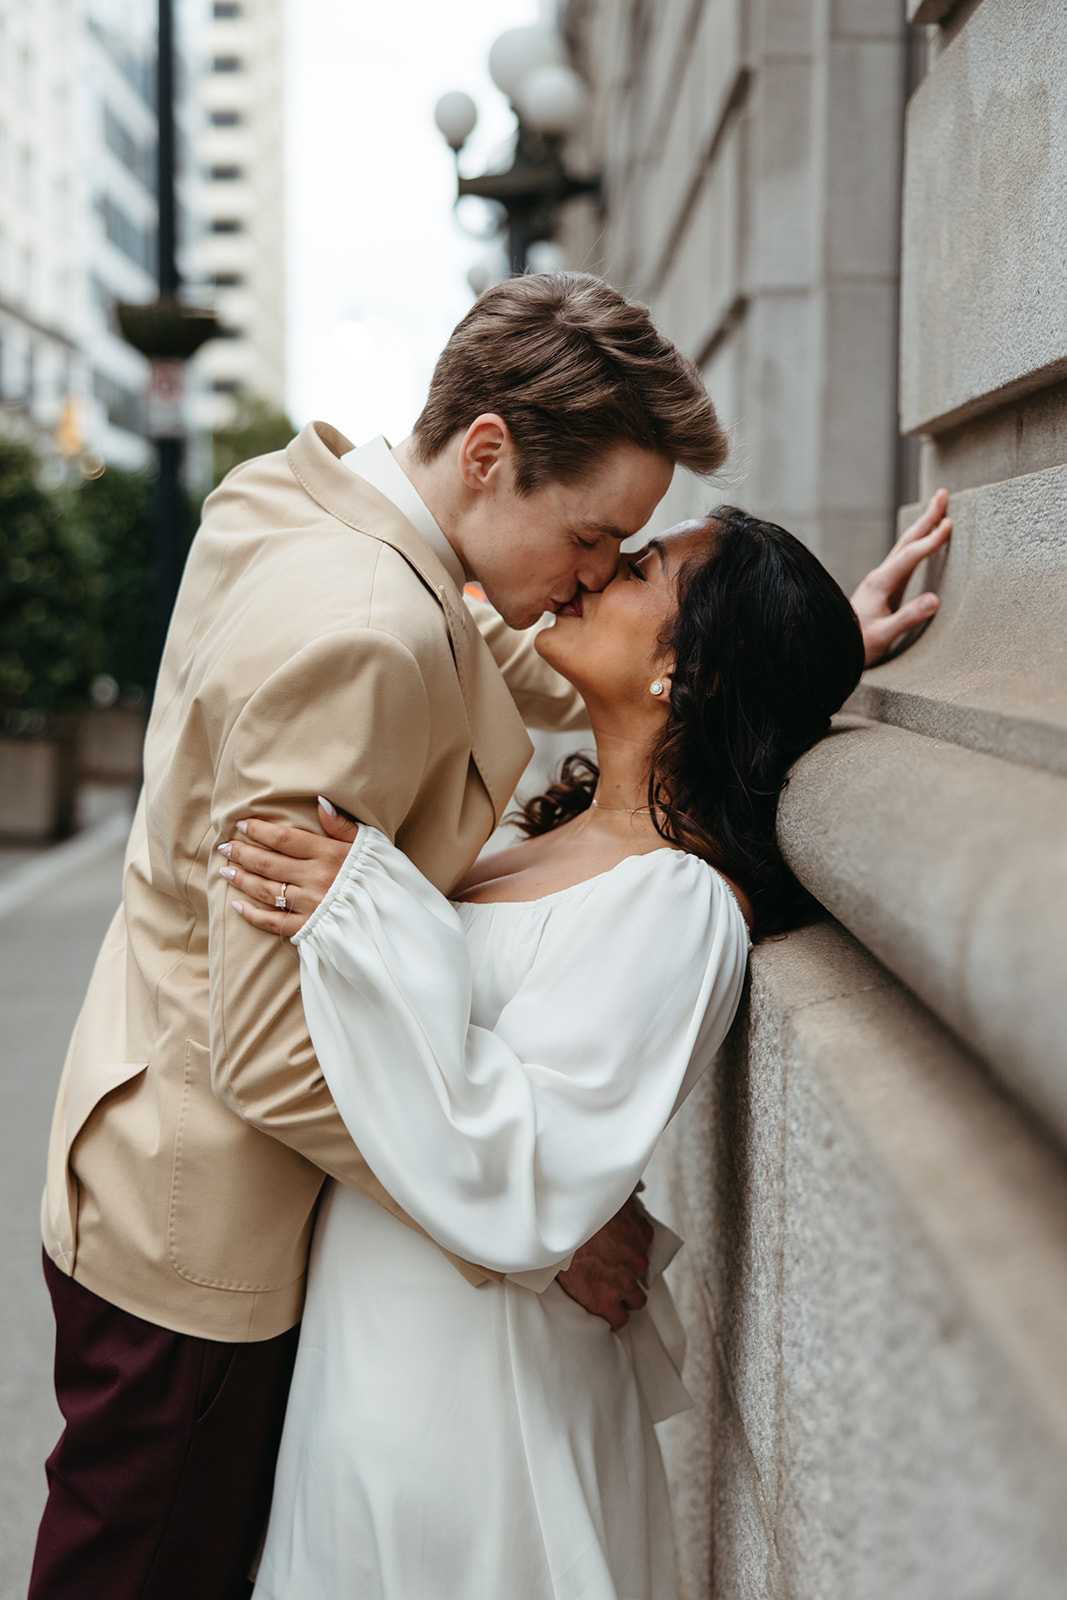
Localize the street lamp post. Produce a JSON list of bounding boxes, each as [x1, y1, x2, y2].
[[116, 0, 217, 682], [435, 25, 599, 279]]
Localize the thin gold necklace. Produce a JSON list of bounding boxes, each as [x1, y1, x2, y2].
[[591, 794, 651, 815]]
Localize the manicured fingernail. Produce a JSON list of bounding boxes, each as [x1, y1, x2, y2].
[[236, 821, 248, 835], [219, 865, 235, 881], [231, 901, 244, 914], [217, 841, 232, 856], [317, 795, 336, 817]]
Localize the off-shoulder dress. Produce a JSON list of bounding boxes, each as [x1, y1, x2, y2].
[[252, 827, 750, 1600]]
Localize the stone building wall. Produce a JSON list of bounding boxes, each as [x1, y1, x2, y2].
[[559, 2, 1067, 1595]]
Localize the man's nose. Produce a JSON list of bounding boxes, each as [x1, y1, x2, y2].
[[577, 545, 621, 593]]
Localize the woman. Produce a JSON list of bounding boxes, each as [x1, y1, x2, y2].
[[220, 508, 865, 1599]]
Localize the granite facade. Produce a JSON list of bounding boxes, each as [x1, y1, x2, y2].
[[562, 0, 1067, 1591]]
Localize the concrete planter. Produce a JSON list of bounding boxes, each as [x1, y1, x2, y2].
[[0, 732, 79, 842], [78, 707, 147, 784]]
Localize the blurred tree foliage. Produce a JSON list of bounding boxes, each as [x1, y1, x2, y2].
[[68, 465, 155, 699], [211, 396, 296, 488], [0, 437, 104, 728], [0, 402, 291, 725]]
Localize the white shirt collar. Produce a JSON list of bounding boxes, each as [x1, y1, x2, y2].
[[343, 435, 466, 593]]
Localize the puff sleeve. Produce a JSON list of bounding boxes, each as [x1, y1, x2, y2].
[[294, 827, 749, 1273]]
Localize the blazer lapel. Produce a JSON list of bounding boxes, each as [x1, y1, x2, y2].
[[286, 422, 533, 823]]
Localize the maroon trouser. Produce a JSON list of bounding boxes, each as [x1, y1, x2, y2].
[[29, 1251, 300, 1600]]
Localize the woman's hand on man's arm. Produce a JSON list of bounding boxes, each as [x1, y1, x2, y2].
[[851, 488, 952, 667], [218, 797, 357, 936]]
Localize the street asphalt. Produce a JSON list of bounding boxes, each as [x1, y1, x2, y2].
[[0, 833, 126, 1600]]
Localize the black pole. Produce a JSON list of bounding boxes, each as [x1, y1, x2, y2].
[[157, 0, 177, 298], [151, 0, 181, 681], [508, 218, 532, 277]]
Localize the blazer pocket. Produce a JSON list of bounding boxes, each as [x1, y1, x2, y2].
[[64, 1058, 149, 1163], [168, 1040, 320, 1294], [47, 1058, 149, 1264]]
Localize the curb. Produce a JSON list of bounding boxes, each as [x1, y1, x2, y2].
[[0, 811, 132, 924]]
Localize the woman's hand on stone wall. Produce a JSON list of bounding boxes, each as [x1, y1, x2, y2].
[[851, 489, 952, 666]]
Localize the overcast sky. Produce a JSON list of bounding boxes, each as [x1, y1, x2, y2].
[[285, 0, 544, 446]]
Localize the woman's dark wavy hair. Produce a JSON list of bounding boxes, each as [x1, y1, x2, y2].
[[514, 508, 865, 937]]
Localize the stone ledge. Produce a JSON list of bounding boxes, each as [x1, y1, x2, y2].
[[777, 721, 1067, 1144], [854, 465, 1067, 773], [919, 380, 1067, 500], [852, 683, 1067, 778], [907, 0, 956, 21], [645, 919, 1067, 1597], [794, 977, 1067, 1440]]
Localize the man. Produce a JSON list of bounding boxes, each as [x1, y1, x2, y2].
[[30, 273, 949, 1599]]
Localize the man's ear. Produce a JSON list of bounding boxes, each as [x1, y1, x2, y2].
[[457, 414, 511, 492]]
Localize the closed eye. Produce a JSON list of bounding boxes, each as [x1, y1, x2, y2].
[[575, 535, 599, 551], [627, 558, 648, 581]]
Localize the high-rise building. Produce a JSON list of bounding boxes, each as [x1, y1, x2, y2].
[[0, 0, 287, 469], [190, 0, 286, 427], [0, 0, 157, 468], [81, 0, 160, 467], [0, 0, 83, 459]]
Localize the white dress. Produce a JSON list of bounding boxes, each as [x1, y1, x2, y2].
[[252, 828, 749, 1600]]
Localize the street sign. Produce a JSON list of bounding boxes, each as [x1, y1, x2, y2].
[[147, 358, 186, 439]]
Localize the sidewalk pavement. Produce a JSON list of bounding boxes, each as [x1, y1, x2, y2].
[[0, 815, 130, 1600]]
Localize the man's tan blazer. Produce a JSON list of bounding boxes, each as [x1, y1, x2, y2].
[[42, 421, 587, 1342]]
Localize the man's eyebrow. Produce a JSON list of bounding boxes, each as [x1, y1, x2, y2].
[[575, 521, 629, 541]]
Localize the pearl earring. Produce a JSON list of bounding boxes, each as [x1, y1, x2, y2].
[[650, 680, 664, 697]]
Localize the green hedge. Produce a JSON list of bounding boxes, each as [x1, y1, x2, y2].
[[69, 465, 156, 700], [0, 437, 105, 727], [1, 404, 294, 722]]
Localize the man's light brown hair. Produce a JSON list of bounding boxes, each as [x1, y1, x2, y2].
[[412, 272, 728, 494]]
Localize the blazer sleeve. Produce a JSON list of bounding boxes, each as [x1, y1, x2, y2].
[[293, 827, 750, 1273], [466, 595, 590, 732], [206, 626, 497, 1285]]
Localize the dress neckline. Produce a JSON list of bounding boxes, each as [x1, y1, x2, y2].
[[452, 847, 751, 940], [451, 847, 681, 910]]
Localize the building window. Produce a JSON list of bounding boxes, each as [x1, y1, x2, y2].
[[19, 147, 34, 210], [93, 368, 145, 436], [213, 1, 242, 15], [213, 56, 242, 73], [105, 105, 155, 191], [210, 165, 242, 181], [88, 19, 155, 110], [90, 273, 116, 327], [210, 109, 242, 127], [210, 217, 242, 233], [212, 377, 240, 393], [98, 193, 156, 273], [211, 271, 243, 287]]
